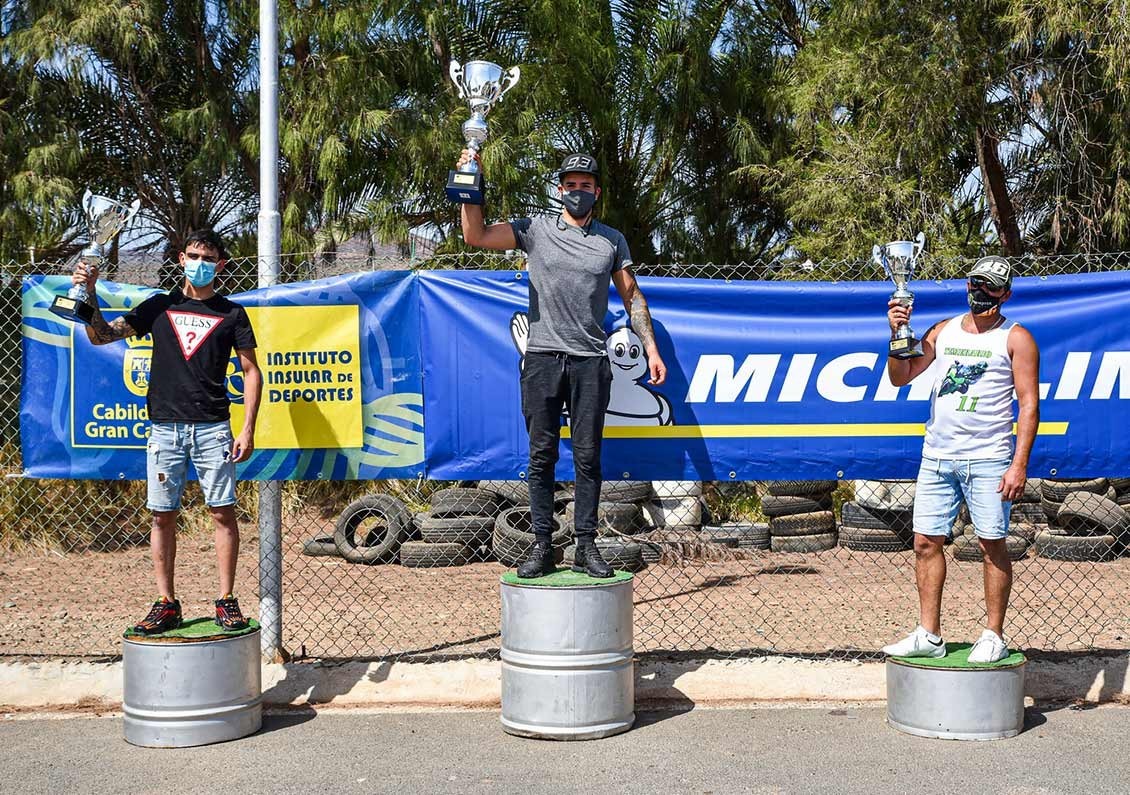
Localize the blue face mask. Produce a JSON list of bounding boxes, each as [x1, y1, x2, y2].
[[183, 257, 217, 287]]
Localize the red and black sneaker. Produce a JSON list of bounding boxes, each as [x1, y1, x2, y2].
[[132, 597, 182, 635], [215, 595, 249, 630]]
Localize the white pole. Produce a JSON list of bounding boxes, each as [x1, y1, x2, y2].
[[257, 0, 285, 663]]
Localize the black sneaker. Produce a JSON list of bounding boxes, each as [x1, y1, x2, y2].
[[516, 540, 556, 578], [572, 541, 613, 578], [132, 598, 182, 635], [215, 595, 249, 630]]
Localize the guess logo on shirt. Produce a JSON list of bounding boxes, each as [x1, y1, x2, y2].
[[167, 311, 223, 359]]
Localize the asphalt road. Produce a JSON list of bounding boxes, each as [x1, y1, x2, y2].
[[2, 704, 1128, 794]]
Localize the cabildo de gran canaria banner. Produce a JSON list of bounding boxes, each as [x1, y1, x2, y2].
[[21, 272, 423, 480], [20, 270, 1130, 480]]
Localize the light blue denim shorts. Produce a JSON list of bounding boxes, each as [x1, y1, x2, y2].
[[912, 456, 1012, 541], [146, 421, 237, 511]]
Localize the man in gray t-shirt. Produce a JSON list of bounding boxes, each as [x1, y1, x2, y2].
[[457, 149, 667, 578]]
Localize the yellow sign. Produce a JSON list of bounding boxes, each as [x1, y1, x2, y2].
[[230, 305, 363, 449]]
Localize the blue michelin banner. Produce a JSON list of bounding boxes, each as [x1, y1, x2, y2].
[[19, 269, 1130, 480], [418, 269, 1130, 480], [21, 271, 424, 480]]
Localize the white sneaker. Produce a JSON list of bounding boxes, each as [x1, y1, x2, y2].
[[967, 629, 1009, 663], [882, 626, 946, 658]]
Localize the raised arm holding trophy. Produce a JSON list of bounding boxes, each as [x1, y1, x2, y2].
[[50, 188, 141, 324]]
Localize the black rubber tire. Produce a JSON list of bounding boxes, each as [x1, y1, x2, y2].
[[596, 501, 650, 535], [333, 494, 410, 564], [1040, 478, 1109, 502], [430, 487, 500, 518], [1118, 491, 1130, 507], [495, 506, 570, 546], [838, 524, 910, 542], [476, 480, 529, 505], [840, 502, 894, 530], [399, 540, 474, 568], [1009, 522, 1042, 543], [1018, 478, 1043, 503], [1056, 492, 1129, 536], [553, 489, 574, 514], [417, 514, 495, 545], [840, 535, 911, 552], [301, 535, 338, 557], [600, 480, 653, 504], [761, 493, 834, 518], [563, 539, 646, 572], [769, 510, 836, 537], [699, 525, 741, 547], [733, 522, 771, 550], [770, 532, 837, 553], [1010, 502, 1048, 524], [952, 534, 1028, 562], [764, 480, 838, 497], [1040, 496, 1064, 523], [1035, 531, 1119, 562], [1109, 477, 1130, 494], [638, 538, 664, 564]]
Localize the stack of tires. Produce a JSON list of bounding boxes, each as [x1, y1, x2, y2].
[[700, 521, 770, 550], [1035, 478, 1127, 562], [839, 480, 914, 552], [764, 480, 838, 553], [492, 506, 572, 567], [645, 481, 703, 531], [401, 487, 499, 567]]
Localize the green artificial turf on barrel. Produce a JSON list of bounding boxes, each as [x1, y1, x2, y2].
[[890, 642, 1026, 668], [501, 569, 633, 587]]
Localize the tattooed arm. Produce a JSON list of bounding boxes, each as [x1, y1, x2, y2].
[[612, 267, 667, 385], [72, 261, 138, 345]]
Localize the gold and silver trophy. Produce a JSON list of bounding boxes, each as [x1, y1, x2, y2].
[[50, 189, 141, 324], [874, 232, 927, 359], [445, 59, 520, 205]]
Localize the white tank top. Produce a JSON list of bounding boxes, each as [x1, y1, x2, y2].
[[921, 315, 1016, 460]]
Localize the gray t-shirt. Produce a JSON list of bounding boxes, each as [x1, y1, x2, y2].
[[510, 214, 632, 356]]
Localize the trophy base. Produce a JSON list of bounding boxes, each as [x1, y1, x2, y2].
[[446, 170, 484, 205], [889, 336, 924, 359], [49, 296, 94, 325]]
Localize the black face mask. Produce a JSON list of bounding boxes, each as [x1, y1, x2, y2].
[[968, 284, 1003, 314], [561, 189, 597, 220]]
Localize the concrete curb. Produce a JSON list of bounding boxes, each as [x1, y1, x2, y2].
[[2, 653, 1128, 711]]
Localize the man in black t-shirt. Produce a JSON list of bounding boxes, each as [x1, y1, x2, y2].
[[73, 229, 263, 634]]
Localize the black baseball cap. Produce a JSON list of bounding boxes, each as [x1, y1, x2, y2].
[[968, 255, 1012, 289], [557, 153, 599, 181]]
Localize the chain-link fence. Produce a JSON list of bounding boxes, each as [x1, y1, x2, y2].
[[1, 250, 1128, 661]]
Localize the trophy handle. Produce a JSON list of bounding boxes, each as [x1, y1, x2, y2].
[[498, 66, 521, 101], [871, 244, 884, 269], [912, 231, 926, 259], [449, 60, 466, 99], [82, 188, 94, 217], [124, 198, 141, 226]]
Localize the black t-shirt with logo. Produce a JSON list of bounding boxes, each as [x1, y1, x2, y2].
[[124, 288, 257, 423]]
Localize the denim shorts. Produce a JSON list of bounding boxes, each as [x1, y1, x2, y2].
[[146, 421, 237, 511], [912, 456, 1012, 541]]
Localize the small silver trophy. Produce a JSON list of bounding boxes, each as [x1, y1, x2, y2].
[[50, 189, 141, 325], [874, 232, 927, 359], [445, 59, 520, 205]]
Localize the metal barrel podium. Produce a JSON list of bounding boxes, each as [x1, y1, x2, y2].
[[500, 570, 635, 740], [122, 618, 262, 748], [887, 643, 1027, 740]]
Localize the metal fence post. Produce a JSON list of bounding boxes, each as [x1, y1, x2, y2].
[[257, 0, 285, 663]]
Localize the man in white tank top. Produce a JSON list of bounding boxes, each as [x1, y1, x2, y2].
[[881, 256, 1040, 663]]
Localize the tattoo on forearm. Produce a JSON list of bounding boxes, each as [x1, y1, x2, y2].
[[630, 292, 657, 350], [87, 303, 136, 345]]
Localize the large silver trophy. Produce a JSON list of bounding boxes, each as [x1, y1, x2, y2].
[[445, 59, 520, 205], [50, 189, 141, 325], [874, 232, 927, 359]]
